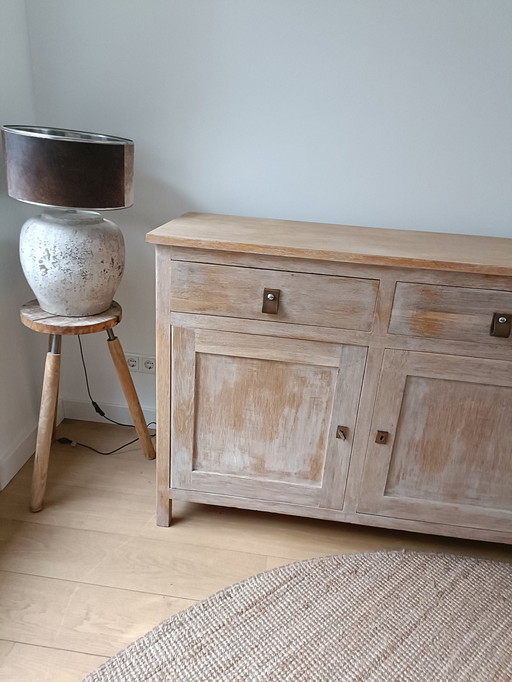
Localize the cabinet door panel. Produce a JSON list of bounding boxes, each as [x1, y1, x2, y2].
[[194, 353, 333, 484], [171, 326, 366, 508], [358, 350, 512, 531]]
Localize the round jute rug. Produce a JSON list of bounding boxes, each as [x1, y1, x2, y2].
[[84, 551, 512, 682]]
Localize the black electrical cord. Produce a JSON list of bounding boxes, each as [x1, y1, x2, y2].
[[57, 336, 156, 455], [57, 435, 141, 455], [58, 420, 156, 456], [77, 335, 134, 427]]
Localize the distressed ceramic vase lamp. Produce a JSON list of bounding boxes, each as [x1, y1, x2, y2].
[[1, 125, 134, 316]]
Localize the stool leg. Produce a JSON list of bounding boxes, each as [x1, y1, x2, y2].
[[106, 330, 156, 460], [31, 335, 61, 512], [48, 336, 59, 440]]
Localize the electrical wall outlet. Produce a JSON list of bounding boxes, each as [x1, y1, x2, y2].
[[141, 356, 156, 374], [125, 353, 156, 374], [125, 354, 139, 371]]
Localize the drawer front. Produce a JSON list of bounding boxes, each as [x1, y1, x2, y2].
[[389, 282, 512, 344], [171, 261, 378, 331]]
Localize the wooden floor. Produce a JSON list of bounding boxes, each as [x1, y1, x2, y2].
[[0, 420, 510, 681]]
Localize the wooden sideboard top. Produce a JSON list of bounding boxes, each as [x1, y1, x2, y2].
[[146, 212, 512, 276]]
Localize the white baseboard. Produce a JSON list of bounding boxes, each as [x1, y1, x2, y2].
[[0, 426, 37, 490], [0, 401, 65, 490], [0, 399, 155, 491], [62, 399, 156, 427]]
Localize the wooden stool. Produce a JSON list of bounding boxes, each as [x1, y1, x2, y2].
[[20, 300, 156, 512]]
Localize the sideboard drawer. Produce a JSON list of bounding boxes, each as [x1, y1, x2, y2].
[[389, 282, 512, 344], [171, 261, 379, 331]]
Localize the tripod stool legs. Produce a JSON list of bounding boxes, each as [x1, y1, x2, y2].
[[31, 335, 61, 512], [30, 328, 156, 513]]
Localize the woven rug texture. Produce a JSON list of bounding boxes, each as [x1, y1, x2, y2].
[[84, 550, 512, 682]]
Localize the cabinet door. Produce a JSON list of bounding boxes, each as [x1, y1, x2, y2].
[[358, 350, 512, 532], [171, 326, 367, 509]]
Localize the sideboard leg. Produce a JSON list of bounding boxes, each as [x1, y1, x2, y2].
[[157, 492, 172, 526]]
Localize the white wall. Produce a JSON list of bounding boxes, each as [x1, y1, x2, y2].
[[7, 1, 512, 456], [0, 0, 46, 487]]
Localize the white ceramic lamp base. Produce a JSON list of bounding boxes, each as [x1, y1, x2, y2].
[[19, 209, 125, 317]]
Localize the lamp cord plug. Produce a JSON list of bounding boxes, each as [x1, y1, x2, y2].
[[92, 401, 105, 417], [57, 437, 77, 446]]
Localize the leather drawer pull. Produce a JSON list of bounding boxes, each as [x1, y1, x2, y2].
[[262, 288, 280, 314], [336, 426, 349, 440], [375, 431, 389, 444], [490, 313, 511, 338]]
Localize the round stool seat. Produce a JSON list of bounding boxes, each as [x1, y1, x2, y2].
[[20, 300, 122, 335]]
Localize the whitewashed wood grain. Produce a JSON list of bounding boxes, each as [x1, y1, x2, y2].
[[170, 261, 379, 331]]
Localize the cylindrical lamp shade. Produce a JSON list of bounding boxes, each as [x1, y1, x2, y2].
[[1, 126, 134, 210]]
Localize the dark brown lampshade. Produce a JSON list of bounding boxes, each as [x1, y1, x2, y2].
[[1, 125, 134, 210]]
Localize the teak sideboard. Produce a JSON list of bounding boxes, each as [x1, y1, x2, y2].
[[147, 213, 512, 544]]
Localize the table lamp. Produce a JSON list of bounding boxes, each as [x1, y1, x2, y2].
[[1, 125, 134, 316]]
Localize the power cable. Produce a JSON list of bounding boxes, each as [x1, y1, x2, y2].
[[55, 336, 156, 455]]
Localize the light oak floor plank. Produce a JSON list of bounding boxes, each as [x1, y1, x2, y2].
[[0, 419, 510, 681], [0, 519, 270, 601], [0, 642, 14, 666], [0, 572, 193, 657], [0, 641, 106, 682]]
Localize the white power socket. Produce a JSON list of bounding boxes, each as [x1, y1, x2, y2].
[[125, 355, 139, 371], [125, 353, 156, 374], [141, 356, 156, 374]]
